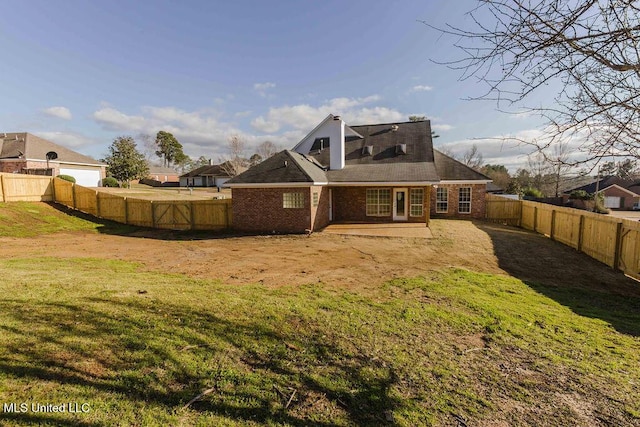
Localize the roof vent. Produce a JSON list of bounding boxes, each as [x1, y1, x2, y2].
[[396, 144, 407, 155], [333, 115, 341, 121], [362, 145, 373, 156], [391, 125, 399, 132]]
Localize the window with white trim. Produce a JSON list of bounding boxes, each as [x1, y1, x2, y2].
[[436, 187, 448, 213], [366, 189, 391, 216], [283, 192, 305, 208], [409, 188, 424, 217], [458, 187, 471, 213]]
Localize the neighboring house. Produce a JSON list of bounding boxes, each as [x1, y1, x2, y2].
[[226, 115, 491, 234], [180, 164, 232, 190], [0, 132, 106, 187], [565, 176, 640, 210], [147, 166, 180, 183]]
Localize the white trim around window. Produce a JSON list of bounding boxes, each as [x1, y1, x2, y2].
[[458, 187, 472, 214], [436, 187, 448, 213]]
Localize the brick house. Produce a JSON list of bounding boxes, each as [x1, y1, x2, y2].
[[0, 132, 106, 186], [226, 115, 491, 234], [565, 176, 640, 210]]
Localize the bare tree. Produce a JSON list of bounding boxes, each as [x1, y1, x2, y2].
[[256, 140, 278, 160], [462, 144, 484, 170], [424, 1, 640, 164], [219, 135, 248, 177], [136, 133, 159, 164]]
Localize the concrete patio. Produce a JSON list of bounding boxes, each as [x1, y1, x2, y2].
[[321, 222, 433, 238]]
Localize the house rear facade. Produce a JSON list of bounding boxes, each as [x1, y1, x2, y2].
[[227, 115, 490, 234]]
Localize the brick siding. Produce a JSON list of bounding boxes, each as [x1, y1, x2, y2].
[[332, 186, 429, 223], [232, 187, 313, 234], [602, 186, 639, 210], [430, 183, 486, 219]]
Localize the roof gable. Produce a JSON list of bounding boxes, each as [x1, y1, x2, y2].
[[0, 132, 104, 166], [565, 176, 639, 194], [432, 150, 490, 181], [226, 150, 327, 185], [181, 164, 231, 178]]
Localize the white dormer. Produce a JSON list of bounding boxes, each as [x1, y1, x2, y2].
[[292, 114, 363, 170]]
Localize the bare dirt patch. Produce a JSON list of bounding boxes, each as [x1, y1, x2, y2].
[[0, 219, 635, 297]]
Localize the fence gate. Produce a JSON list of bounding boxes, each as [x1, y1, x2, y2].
[[153, 202, 192, 230]]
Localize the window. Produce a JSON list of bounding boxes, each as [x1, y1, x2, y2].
[[366, 189, 391, 216], [458, 187, 472, 213], [312, 192, 319, 207], [436, 187, 448, 213], [410, 188, 424, 217], [283, 192, 304, 208]]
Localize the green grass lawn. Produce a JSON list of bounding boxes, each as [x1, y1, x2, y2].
[[0, 202, 133, 237], [0, 256, 638, 426]]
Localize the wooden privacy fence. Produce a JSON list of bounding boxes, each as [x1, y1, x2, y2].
[[0, 174, 231, 231], [486, 194, 640, 280], [52, 178, 232, 230], [0, 173, 54, 202]]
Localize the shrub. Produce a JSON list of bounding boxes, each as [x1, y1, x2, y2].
[[102, 177, 119, 187], [57, 174, 76, 183], [522, 187, 543, 198], [569, 190, 592, 200]]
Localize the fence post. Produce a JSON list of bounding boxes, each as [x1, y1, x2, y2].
[[151, 201, 157, 228], [613, 222, 623, 271], [95, 191, 101, 218], [533, 206, 538, 233], [550, 209, 557, 241], [50, 177, 56, 202], [0, 174, 6, 202], [577, 215, 585, 253], [71, 183, 77, 209], [124, 197, 129, 224], [225, 200, 230, 229], [189, 201, 195, 230]]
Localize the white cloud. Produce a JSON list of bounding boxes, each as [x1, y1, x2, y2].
[[92, 105, 264, 159], [35, 131, 96, 149], [91, 97, 421, 161], [412, 85, 433, 92], [435, 126, 591, 172], [431, 123, 454, 132], [250, 95, 395, 135], [43, 106, 72, 120], [254, 82, 276, 97]]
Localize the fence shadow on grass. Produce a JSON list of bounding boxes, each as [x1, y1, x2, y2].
[[46, 202, 235, 241], [0, 296, 401, 426], [476, 221, 640, 337]]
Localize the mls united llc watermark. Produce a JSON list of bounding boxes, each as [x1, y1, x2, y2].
[[3, 402, 90, 414]]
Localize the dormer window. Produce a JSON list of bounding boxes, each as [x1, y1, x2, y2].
[[311, 137, 330, 152]]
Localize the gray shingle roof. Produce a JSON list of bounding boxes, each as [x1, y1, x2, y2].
[[433, 150, 490, 181], [311, 121, 434, 166], [227, 120, 490, 185], [0, 132, 104, 165], [564, 176, 640, 195], [226, 150, 328, 185], [181, 164, 231, 178]]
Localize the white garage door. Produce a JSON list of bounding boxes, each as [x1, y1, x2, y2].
[[59, 168, 101, 187], [604, 196, 621, 208]]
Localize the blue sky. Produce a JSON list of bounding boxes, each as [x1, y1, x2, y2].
[[1, 0, 550, 170]]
